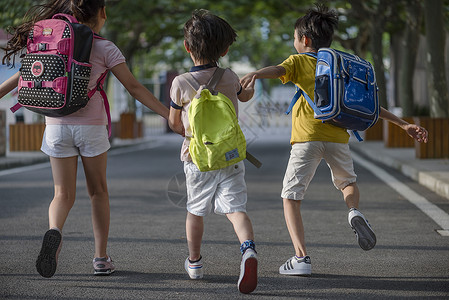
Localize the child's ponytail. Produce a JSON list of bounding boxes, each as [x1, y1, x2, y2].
[[70, 0, 105, 27]]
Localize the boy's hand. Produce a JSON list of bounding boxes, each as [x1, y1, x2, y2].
[[404, 124, 428, 143], [238, 74, 256, 102], [240, 72, 257, 88]]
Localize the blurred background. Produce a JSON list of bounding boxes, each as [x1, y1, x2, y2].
[[0, 0, 448, 153]]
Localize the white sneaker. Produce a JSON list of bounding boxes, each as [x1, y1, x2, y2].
[[348, 208, 376, 251], [238, 249, 258, 294], [185, 257, 203, 279], [279, 255, 311, 275]]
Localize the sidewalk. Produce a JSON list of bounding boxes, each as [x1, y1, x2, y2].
[[350, 141, 449, 201], [1, 136, 448, 201], [0, 137, 156, 171]]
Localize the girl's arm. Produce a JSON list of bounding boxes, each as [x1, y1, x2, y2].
[[240, 66, 286, 88], [168, 107, 185, 136], [238, 74, 256, 102], [0, 71, 20, 99], [380, 107, 428, 143], [110, 63, 169, 120]]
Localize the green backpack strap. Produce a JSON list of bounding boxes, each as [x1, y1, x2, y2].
[[206, 67, 226, 94]]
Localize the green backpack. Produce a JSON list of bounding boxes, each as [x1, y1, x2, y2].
[[185, 68, 246, 172]]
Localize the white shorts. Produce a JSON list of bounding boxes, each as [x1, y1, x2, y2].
[[184, 160, 247, 216], [281, 141, 357, 200], [41, 125, 110, 158]]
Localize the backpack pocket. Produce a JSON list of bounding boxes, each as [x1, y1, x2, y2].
[[314, 75, 330, 108], [190, 123, 246, 172], [18, 54, 66, 109], [68, 61, 92, 109]]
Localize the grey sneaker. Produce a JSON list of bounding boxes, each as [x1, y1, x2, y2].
[[36, 229, 62, 278], [348, 208, 376, 251], [279, 255, 311, 275], [185, 256, 203, 279], [93, 256, 115, 275]]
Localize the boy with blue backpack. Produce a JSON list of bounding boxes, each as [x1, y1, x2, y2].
[[241, 4, 428, 276], [168, 9, 258, 294]]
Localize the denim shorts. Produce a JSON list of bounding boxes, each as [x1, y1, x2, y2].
[[184, 160, 247, 216], [41, 125, 110, 158], [281, 141, 357, 200]]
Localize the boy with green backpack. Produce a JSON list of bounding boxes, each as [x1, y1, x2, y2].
[[168, 9, 258, 294]]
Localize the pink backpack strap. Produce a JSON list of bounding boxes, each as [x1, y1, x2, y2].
[[89, 70, 112, 137], [10, 103, 22, 113], [52, 14, 78, 23]]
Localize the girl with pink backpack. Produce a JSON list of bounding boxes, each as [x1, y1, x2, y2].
[[0, 0, 169, 277]]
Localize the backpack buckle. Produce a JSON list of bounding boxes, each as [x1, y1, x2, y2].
[[38, 43, 47, 51], [34, 81, 42, 88]]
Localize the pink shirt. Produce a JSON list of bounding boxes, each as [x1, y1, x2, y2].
[[45, 38, 125, 125], [170, 67, 242, 161]]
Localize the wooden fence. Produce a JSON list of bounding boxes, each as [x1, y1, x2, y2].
[[364, 120, 383, 141], [414, 117, 449, 159], [9, 123, 45, 151], [383, 117, 415, 148]]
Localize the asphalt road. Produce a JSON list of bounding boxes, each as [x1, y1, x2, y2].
[[0, 134, 448, 299]]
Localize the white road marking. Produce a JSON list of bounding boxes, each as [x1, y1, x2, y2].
[[0, 141, 162, 177], [352, 151, 449, 236], [0, 162, 50, 177]]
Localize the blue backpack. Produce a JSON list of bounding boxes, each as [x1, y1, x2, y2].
[[286, 48, 380, 141]]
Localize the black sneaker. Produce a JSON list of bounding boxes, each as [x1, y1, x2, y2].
[[36, 229, 62, 278], [348, 208, 376, 250]]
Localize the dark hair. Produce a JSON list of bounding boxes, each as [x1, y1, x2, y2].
[[295, 3, 338, 50], [2, 0, 105, 65], [183, 9, 237, 64]]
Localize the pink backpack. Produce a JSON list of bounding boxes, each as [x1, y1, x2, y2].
[[12, 14, 111, 133]]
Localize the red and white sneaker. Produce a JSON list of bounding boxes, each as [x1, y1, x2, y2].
[[185, 256, 203, 279], [238, 249, 258, 294]]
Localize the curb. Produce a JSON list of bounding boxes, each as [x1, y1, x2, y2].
[[350, 141, 449, 201]]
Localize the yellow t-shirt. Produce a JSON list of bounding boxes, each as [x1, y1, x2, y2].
[[279, 54, 349, 144]]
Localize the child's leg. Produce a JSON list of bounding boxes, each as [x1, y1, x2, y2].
[[283, 198, 307, 257], [81, 153, 109, 258], [186, 212, 204, 261], [48, 156, 78, 230], [226, 212, 254, 243], [342, 182, 359, 209]]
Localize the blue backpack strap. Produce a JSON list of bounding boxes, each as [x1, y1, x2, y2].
[[285, 52, 318, 115], [286, 87, 322, 115], [285, 87, 302, 115], [352, 130, 363, 142], [302, 52, 317, 59]]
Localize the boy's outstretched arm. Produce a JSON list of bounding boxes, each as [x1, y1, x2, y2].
[[380, 107, 428, 143], [0, 71, 20, 99], [238, 74, 256, 102], [240, 66, 286, 88]]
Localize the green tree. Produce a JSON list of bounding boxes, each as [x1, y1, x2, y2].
[[0, 0, 38, 29]]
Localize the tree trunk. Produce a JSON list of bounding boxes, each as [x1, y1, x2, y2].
[[390, 32, 402, 108], [370, 22, 388, 108], [424, 0, 449, 117], [398, 0, 422, 117]]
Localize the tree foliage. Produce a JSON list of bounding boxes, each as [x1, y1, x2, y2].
[[1, 0, 449, 116]]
